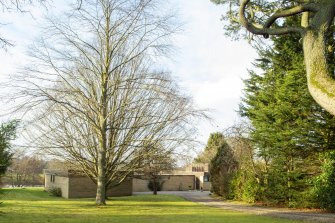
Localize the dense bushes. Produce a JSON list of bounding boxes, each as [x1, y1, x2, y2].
[[209, 138, 323, 208], [229, 169, 259, 203], [207, 18, 335, 211], [206, 114, 335, 209], [207, 127, 335, 209], [314, 151, 335, 211]]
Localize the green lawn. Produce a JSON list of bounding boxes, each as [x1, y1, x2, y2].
[[0, 188, 305, 223]]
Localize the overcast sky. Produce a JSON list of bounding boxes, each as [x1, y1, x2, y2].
[[0, 0, 257, 152]]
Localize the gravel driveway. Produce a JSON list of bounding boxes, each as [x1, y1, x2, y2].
[[134, 191, 335, 222]]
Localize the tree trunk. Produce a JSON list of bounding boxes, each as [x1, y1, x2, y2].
[[304, 2, 335, 115], [153, 177, 158, 195], [95, 97, 108, 205], [96, 148, 107, 205], [95, 2, 110, 205], [95, 103, 108, 200], [105, 184, 110, 200]]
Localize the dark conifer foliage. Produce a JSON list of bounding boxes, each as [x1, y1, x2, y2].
[[0, 120, 18, 177], [239, 21, 335, 207]]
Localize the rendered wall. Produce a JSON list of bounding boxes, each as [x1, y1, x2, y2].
[[44, 174, 69, 198]]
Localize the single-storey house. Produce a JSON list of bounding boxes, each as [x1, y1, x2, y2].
[[44, 163, 210, 198], [133, 163, 210, 192], [44, 169, 132, 198]]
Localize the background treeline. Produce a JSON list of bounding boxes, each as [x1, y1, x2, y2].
[[1, 151, 65, 188], [2, 155, 47, 187], [0, 120, 67, 188], [201, 21, 335, 211]]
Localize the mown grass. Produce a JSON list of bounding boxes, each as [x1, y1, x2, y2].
[[0, 188, 306, 223]]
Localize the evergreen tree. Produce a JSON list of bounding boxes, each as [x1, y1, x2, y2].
[[240, 21, 335, 207], [210, 139, 237, 199], [195, 132, 225, 163], [0, 121, 18, 178]]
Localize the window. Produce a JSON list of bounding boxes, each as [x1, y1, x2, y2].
[[50, 175, 55, 183], [192, 166, 204, 172], [203, 173, 209, 182]]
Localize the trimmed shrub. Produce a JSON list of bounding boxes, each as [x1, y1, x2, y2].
[[47, 187, 62, 197]]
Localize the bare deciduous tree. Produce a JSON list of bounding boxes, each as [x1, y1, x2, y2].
[[10, 0, 204, 205], [223, 121, 258, 178], [135, 143, 175, 195], [4, 154, 47, 187]]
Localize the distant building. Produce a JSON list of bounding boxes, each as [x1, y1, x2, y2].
[[44, 163, 211, 198], [133, 163, 210, 192], [44, 169, 132, 198]]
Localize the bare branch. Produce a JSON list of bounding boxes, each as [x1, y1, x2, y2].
[[9, 0, 205, 205], [0, 0, 49, 49]]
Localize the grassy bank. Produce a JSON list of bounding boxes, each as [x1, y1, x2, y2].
[[0, 188, 306, 223]]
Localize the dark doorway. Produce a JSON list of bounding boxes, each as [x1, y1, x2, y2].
[[195, 177, 200, 190]]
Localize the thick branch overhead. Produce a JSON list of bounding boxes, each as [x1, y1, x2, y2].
[[239, 0, 319, 38], [264, 3, 319, 29]]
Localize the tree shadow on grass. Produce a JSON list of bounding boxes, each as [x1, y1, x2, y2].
[[0, 211, 303, 223]]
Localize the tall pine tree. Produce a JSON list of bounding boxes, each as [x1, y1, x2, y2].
[[240, 20, 335, 207]]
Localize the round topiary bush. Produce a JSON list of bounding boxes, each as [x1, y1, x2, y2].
[[47, 187, 62, 197]]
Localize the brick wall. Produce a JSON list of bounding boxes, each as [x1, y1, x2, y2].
[[68, 176, 132, 198], [107, 178, 133, 197], [45, 169, 133, 198], [68, 176, 96, 198], [132, 178, 149, 192], [161, 175, 195, 191]]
